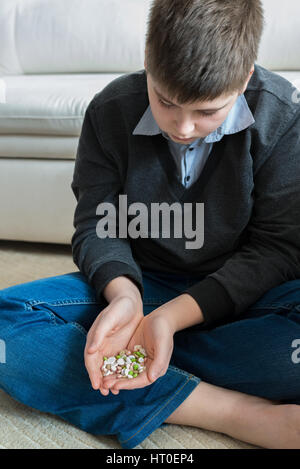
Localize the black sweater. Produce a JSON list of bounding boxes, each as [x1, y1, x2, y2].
[[71, 64, 300, 327]]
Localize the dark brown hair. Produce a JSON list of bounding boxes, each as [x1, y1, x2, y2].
[[145, 0, 264, 103]]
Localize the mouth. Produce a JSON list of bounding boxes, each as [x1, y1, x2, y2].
[[170, 134, 195, 142]]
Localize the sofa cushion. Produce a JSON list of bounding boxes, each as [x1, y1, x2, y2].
[[0, 73, 122, 136], [257, 0, 300, 71], [0, 0, 150, 75]]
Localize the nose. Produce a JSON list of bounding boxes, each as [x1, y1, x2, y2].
[[174, 115, 195, 138]]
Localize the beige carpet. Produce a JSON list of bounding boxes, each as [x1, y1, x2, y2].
[[0, 240, 258, 449]]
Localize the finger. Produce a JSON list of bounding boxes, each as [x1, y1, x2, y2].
[[84, 350, 103, 390], [99, 386, 110, 396], [112, 373, 149, 391], [102, 375, 119, 390], [101, 379, 119, 395]]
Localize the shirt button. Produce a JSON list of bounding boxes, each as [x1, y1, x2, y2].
[[186, 176, 190, 181], [189, 148, 193, 151]]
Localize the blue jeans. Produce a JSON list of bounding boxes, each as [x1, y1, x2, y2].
[[0, 270, 300, 449]]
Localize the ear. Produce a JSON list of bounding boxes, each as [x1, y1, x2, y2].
[[239, 64, 255, 95]]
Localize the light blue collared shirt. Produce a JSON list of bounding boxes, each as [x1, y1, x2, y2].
[[133, 94, 255, 188]]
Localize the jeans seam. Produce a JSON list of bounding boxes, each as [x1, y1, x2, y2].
[[26, 298, 99, 307], [25, 300, 88, 334], [69, 322, 87, 336], [25, 301, 57, 326], [119, 372, 199, 445]]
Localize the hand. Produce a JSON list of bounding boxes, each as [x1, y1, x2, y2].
[[102, 312, 174, 392], [84, 295, 143, 396]]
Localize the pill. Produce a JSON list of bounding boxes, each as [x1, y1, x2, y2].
[[107, 357, 116, 364], [100, 345, 147, 380]]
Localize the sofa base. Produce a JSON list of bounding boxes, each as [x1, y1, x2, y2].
[[0, 158, 76, 245]]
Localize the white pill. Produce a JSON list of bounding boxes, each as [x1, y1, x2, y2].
[[111, 365, 117, 372], [117, 358, 125, 365], [128, 374, 133, 378], [138, 357, 144, 363], [107, 357, 116, 364]]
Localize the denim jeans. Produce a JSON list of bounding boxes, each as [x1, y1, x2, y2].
[[0, 269, 300, 449]]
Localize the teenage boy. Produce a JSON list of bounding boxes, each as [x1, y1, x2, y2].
[[1, 0, 300, 449]]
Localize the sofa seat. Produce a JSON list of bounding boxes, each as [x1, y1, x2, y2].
[[0, 73, 122, 138]]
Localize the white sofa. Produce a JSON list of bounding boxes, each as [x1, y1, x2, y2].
[[0, 0, 299, 245]]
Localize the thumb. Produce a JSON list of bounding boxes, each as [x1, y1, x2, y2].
[[149, 367, 161, 381], [87, 314, 116, 353], [148, 335, 171, 381]]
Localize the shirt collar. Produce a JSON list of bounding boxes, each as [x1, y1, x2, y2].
[[133, 94, 255, 144]]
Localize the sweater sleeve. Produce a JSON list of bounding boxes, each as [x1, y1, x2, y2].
[[183, 111, 300, 327], [70, 99, 144, 302]]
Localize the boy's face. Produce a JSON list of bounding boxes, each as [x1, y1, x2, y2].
[[145, 65, 254, 144]]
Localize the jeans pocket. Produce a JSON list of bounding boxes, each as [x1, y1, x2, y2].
[[26, 300, 92, 335]]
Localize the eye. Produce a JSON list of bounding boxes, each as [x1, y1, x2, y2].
[[197, 110, 217, 117], [158, 98, 173, 108]]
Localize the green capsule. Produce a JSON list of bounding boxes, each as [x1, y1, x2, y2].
[[116, 355, 121, 359], [133, 373, 138, 378], [128, 371, 134, 376], [130, 358, 137, 362], [133, 364, 139, 370], [103, 357, 108, 361]]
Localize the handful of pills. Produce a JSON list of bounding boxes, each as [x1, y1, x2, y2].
[[101, 344, 147, 379]]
